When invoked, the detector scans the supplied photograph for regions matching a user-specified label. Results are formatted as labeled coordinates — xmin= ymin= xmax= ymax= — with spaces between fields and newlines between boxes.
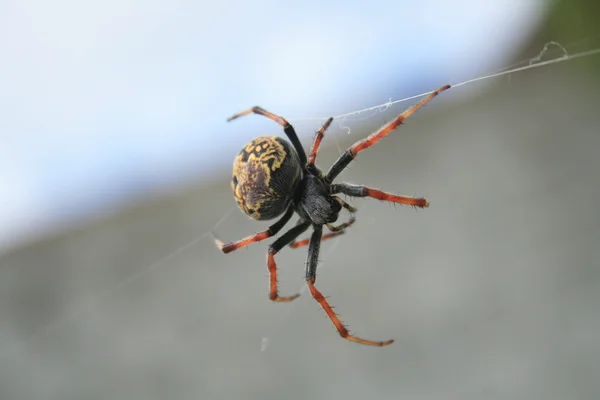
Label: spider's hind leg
xmin=304 ymin=225 xmax=394 ymax=347
xmin=331 ymin=183 xmax=429 ymax=208
xmin=268 ymin=221 xmax=311 ymax=301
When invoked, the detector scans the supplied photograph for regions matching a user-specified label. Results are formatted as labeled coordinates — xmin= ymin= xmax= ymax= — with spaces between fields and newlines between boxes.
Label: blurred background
xmin=1 ymin=0 xmax=599 ymax=399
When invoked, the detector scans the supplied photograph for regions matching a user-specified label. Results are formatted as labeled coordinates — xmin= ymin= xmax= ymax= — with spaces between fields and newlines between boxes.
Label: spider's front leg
xmin=305 ymin=225 xmax=394 ymax=347
xmin=325 ymin=85 xmax=450 ymax=182
xmin=213 ymin=206 xmax=294 ymax=253
xmin=307 ymin=117 xmax=333 ymax=168
xmin=227 ymin=106 xmax=307 ymax=166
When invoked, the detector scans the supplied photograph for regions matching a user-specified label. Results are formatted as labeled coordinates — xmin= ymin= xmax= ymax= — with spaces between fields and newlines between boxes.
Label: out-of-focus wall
xmin=1 ymin=59 xmax=599 ymax=399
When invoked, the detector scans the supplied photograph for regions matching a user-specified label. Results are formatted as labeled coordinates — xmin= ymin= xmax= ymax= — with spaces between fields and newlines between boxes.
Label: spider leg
xmin=267 ymin=221 xmax=311 ymax=302
xmin=327 ymin=216 xmax=356 ymax=232
xmin=307 ymin=117 xmax=333 ymax=168
xmin=290 ymin=231 xmax=343 ymax=249
xmin=325 ymin=85 xmax=450 ymax=182
xmin=331 ymin=183 xmax=429 ymax=208
xmin=213 ymin=205 xmax=294 ymax=253
xmin=227 ymin=106 xmax=307 ymax=165
xmin=332 ymin=195 xmax=357 ymax=213
xmin=305 ymin=225 xmax=394 ymax=347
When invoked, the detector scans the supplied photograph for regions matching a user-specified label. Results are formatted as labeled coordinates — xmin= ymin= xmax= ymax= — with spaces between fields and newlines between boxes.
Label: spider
xmin=214 ymin=84 xmax=451 ymax=347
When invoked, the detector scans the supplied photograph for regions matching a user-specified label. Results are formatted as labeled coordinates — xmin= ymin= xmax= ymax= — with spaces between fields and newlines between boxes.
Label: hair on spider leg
xmin=217 ymin=85 xmax=449 ymax=347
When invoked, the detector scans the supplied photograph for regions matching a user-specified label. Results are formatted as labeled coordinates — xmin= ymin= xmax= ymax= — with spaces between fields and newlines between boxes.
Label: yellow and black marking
xmin=232 ymin=136 xmax=301 ymax=220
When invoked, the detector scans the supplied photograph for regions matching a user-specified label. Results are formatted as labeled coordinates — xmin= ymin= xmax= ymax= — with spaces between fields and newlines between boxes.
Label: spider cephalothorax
xmin=214 ymin=85 xmax=450 ymax=347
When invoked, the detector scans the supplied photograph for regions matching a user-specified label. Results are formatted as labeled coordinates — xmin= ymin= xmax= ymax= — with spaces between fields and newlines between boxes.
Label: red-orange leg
xmin=213 ymin=206 xmax=294 ymax=253
xmin=227 ymin=106 xmax=307 ymax=165
xmin=331 ymin=183 xmax=429 ymax=208
xmin=307 ymin=117 xmax=333 ymax=167
xmin=267 ymin=251 xmax=300 ymax=302
xmin=305 ymin=226 xmax=393 ymax=347
xmin=227 ymin=106 xmax=287 ymax=126
xmin=349 ymin=85 xmax=450 ymax=155
xmin=290 ymin=231 xmax=344 ymax=249
xmin=306 ymin=279 xmax=394 ymax=347
xmin=214 ymin=231 xmax=270 ymax=254
xmin=266 ymin=221 xmax=310 ymax=302
xmin=326 ymin=85 xmax=451 ymax=182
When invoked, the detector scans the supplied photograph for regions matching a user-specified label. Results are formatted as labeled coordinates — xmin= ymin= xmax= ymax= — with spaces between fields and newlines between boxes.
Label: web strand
xmin=293 ymin=45 xmax=600 ymax=123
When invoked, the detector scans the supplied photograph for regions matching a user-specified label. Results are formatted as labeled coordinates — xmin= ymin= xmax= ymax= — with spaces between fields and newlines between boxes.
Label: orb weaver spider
xmin=214 ymin=84 xmax=451 ymax=346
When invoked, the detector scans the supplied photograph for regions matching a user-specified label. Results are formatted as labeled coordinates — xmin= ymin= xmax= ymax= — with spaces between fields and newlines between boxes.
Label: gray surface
xmin=1 ymin=64 xmax=599 ymax=399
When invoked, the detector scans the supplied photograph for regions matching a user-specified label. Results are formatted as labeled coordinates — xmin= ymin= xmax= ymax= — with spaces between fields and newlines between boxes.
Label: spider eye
xmin=232 ymin=136 xmax=301 ymax=220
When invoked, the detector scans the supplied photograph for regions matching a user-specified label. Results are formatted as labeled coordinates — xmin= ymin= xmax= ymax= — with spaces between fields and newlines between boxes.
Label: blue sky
xmin=0 ymin=0 xmax=547 ymax=250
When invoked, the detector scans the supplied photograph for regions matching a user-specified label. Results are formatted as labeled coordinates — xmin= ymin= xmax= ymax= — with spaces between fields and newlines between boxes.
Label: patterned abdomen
xmin=232 ymin=136 xmax=302 ymax=220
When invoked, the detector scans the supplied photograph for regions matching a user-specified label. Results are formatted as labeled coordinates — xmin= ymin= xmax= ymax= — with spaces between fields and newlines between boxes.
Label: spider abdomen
xmin=232 ymin=136 xmax=301 ymax=220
